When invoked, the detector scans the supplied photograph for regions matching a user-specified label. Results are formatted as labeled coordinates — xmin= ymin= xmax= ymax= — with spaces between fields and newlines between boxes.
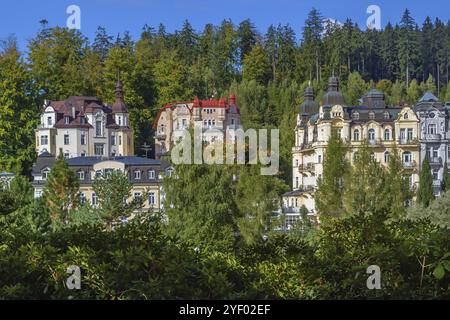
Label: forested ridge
xmin=0 ymin=8 xmax=449 ymax=300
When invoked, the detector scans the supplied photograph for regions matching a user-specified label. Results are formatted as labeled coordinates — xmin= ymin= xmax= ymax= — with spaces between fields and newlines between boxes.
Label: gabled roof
xmin=420 ymin=91 xmax=439 ymax=103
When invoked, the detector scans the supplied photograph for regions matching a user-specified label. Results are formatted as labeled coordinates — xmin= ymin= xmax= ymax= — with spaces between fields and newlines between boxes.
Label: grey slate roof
xmin=420 ymin=91 xmax=439 ymax=103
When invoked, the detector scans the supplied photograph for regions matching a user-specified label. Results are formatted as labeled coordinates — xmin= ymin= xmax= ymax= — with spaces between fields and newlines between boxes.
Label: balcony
xmin=429 ymin=157 xmax=442 ymax=165
xmin=424 ymin=134 xmax=442 ymax=141
xmin=368 ymin=139 xmax=382 ymax=146
xmin=155 ymin=131 xmax=167 ymax=140
xmin=432 ymin=180 xmax=442 ymax=187
xmin=402 ymin=160 xmax=417 ymax=169
xmin=299 ymin=163 xmax=316 ymax=172
xmin=399 ymin=138 xmax=418 ymax=145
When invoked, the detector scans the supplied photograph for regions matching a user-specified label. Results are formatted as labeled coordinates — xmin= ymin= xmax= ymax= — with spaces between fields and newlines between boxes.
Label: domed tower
xmin=322 ymin=75 xmax=345 ymax=106
xmin=362 ymin=85 xmax=386 ymax=108
xmin=111 ymin=75 xmax=134 ymax=156
xmin=299 ymin=84 xmax=319 ymax=124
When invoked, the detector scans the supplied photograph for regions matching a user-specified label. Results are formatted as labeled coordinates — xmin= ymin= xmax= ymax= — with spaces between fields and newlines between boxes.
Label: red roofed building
xmin=154 ymin=94 xmax=242 ymax=158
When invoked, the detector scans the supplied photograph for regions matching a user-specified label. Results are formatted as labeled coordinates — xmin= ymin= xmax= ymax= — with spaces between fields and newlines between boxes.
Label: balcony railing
xmin=155 ymin=131 xmax=167 ymax=139
xmin=403 ymin=160 xmax=417 ymax=169
xmin=432 ymin=180 xmax=442 ymax=187
xmin=424 ymin=134 xmax=442 ymax=140
xmin=298 ymin=163 xmax=316 ymax=172
xmin=399 ymin=138 xmax=418 ymax=145
xmin=429 ymin=157 xmax=442 ymax=165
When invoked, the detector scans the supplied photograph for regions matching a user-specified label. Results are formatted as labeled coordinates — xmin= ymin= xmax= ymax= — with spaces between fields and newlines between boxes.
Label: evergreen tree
xmin=343 ymin=143 xmax=388 ymax=218
xmin=315 ymin=133 xmax=348 ymax=220
xmin=417 ymin=158 xmax=434 ymax=207
xmin=42 ymin=151 xmax=79 ymax=224
xmin=237 ymin=19 xmax=258 ymax=64
xmin=92 ymin=170 xmax=141 ymax=229
xmin=242 ymin=44 xmax=271 ymax=85
xmin=0 ymin=39 xmax=38 ymax=175
xmin=302 ymin=8 xmax=324 ymax=82
xmin=92 ymin=26 xmax=113 ymax=61
xmin=442 ymin=161 xmax=450 ymax=192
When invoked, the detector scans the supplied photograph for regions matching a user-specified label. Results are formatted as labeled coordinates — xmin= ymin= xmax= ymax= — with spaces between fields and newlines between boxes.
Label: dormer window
xmin=64 ymin=116 xmax=70 ymax=125
xmin=118 ymin=116 xmax=122 ymax=126
xmin=369 ymin=112 xmax=375 ymax=120
xmin=47 ymin=117 xmax=53 ymax=126
xmin=80 ymin=116 xmax=86 ymax=124
xmin=134 ymin=170 xmax=141 ymax=180
xmin=352 ymin=112 xmax=359 ymax=120
xmin=42 ymin=168 xmax=50 ymax=180
xmin=384 ymin=111 xmax=390 ymax=120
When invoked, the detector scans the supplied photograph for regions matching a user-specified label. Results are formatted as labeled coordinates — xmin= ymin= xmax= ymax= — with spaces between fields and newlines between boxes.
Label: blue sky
xmin=1 ymin=0 xmax=450 ymax=52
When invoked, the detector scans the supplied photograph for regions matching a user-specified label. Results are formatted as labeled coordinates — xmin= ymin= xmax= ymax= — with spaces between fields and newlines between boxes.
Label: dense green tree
xmin=42 ymin=151 xmax=79 ymax=225
xmin=0 ymin=40 xmax=38 ymax=175
xmin=92 ymin=170 xmax=142 ymax=229
xmin=242 ymin=44 xmax=271 ymax=85
xmin=315 ymin=133 xmax=348 ymax=220
xmin=417 ymin=158 xmax=434 ymax=207
xmin=345 ymin=71 xmax=367 ymax=105
xmin=343 ymin=143 xmax=388 ymax=218
xmin=237 ymin=19 xmax=259 ymax=64
xmin=442 ymin=161 xmax=450 ymax=192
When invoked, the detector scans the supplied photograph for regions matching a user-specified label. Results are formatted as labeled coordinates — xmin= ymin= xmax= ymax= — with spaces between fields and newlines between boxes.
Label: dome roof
xmin=322 ymin=76 xmax=345 ymax=106
xmin=362 ymin=86 xmax=385 ymax=108
xmin=300 ymin=86 xmax=319 ymax=115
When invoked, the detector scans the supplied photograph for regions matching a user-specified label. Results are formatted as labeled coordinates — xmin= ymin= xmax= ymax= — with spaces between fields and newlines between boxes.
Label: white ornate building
xmin=35 ymin=80 xmax=134 ymax=159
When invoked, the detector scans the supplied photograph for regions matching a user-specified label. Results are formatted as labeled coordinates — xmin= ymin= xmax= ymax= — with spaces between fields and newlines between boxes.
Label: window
xmin=384 ymin=112 xmax=390 ymax=120
xmin=231 ymin=119 xmax=235 ymax=125
xmin=104 ymin=168 xmax=114 ymax=177
xmin=369 ymin=112 xmax=375 ymax=120
xmin=77 ymin=171 xmax=85 ymax=181
xmin=295 ymin=177 xmax=299 ymax=189
xmin=64 ymin=134 xmax=70 ymax=145
xmin=384 ymin=129 xmax=391 ymax=141
xmin=42 ymin=168 xmax=50 ymax=180
xmin=80 ymin=117 xmax=86 ymax=124
xmin=148 ymin=170 xmax=155 ymax=180
xmin=295 ymin=159 xmax=298 ymax=167
xmin=370 ymin=152 xmax=375 ymax=161
xmin=118 ymin=116 xmax=122 ymax=126
xmin=318 ymin=155 xmax=322 ymax=164
xmin=111 ymin=135 xmax=116 ymax=146
xmin=119 ymin=136 xmax=122 ymax=146
xmin=64 ymin=116 xmax=70 ymax=124
xmin=400 ymin=128 xmax=406 ymax=140
xmin=407 ymin=128 xmax=413 ymax=141
xmin=95 ymin=170 xmax=102 ymax=178
xmin=134 ymin=192 xmax=142 ymax=201
xmin=78 ymin=193 xmax=86 ymax=206
xmin=91 ymin=193 xmax=98 ymax=206
xmin=47 ymin=117 xmax=52 ymax=126
xmin=336 ymin=129 xmax=342 ymax=139
xmin=94 ymin=144 xmax=104 ymax=156
xmin=81 ymin=133 xmax=86 ymax=145
xmin=368 ymin=129 xmax=375 ymax=141
xmin=64 ymin=153 xmax=69 ymax=159
xmin=148 ymin=192 xmax=156 ymax=205
xmin=384 ymin=151 xmax=390 ymax=163
xmin=403 ymin=151 xmax=412 ymax=164
xmin=41 ymin=135 xmax=48 ymax=145
xmin=134 ymin=170 xmax=141 ymax=180
xmin=81 ymin=152 xmax=86 ymax=157
xmin=182 ymin=119 xmax=187 ymax=128
xmin=96 ymin=120 xmax=102 ymax=137
xmin=404 ymin=113 xmax=409 ymax=120
xmin=353 ymin=129 xmax=360 ymax=141
xmin=352 ymin=112 xmax=359 ymax=120
xmin=433 ymin=169 xmax=439 ymax=180
xmin=428 ymin=124 xmax=437 ymax=135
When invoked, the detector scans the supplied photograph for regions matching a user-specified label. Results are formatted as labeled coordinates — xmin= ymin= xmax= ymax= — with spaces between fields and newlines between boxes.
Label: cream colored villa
xmin=282 ymin=76 xmax=420 ymax=227
xmin=32 ymin=153 xmax=169 ymax=213
xmin=35 ymin=79 xmax=134 ymax=159
xmin=153 ymin=94 xmax=242 ymax=158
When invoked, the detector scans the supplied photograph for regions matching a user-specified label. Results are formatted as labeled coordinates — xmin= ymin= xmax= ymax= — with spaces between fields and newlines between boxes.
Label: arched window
xmin=353 ymin=129 xmax=360 ymax=141
xmin=384 ymin=151 xmax=390 ymax=163
xmin=384 ymin=128 xmax=391 ymax=140
xmin=42 ymin=168 xmax=50 ymax=180
xmin=368 ymin=128 xmax=376 ymax=141
xmin=402 ymin=151 xmax=412 ymax=164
